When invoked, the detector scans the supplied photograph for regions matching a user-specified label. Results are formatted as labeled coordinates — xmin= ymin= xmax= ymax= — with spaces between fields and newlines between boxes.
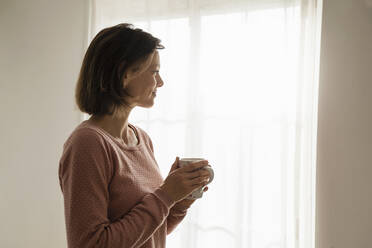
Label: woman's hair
xmin=75 ymin=23 xmax=164 ymax=116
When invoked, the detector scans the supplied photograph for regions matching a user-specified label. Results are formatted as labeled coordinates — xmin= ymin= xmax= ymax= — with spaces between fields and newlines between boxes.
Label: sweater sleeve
xmin=166 ymin=207 xmax=188 ymax=235
xmin=58 ymin=130 xmax=176 ymax=248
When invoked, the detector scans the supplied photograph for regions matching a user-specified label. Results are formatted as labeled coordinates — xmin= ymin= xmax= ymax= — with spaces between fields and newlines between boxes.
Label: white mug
xmin=179 ymin=158 xmax=214 ymax=199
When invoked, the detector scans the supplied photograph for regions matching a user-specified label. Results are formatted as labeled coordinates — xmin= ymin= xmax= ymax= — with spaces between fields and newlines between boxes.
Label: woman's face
xmin=123 ymin=50 xmax=163 ymax=108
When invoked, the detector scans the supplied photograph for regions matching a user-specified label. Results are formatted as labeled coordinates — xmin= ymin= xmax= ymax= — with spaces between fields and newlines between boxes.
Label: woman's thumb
xmin=169 ymin=156 xmax=179 ymax=173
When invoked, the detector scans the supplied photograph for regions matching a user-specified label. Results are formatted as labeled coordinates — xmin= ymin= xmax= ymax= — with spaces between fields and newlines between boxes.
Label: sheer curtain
xmin=83 ymin=0 xmax=322 ymax=247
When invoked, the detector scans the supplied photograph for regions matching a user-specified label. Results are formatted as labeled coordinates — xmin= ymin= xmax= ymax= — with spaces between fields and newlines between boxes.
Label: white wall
xmin=315 ymin=0 xmax=372 ymax=247
xmin=0 ymin=0 xmax=87 ymax=247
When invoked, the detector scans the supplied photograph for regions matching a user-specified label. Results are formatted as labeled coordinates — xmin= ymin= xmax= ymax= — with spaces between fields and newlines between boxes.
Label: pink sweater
xmin=58 ymin=120 xmax=187 ymax=248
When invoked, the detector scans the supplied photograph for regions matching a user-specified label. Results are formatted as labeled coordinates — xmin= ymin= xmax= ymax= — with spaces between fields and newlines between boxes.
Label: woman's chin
xmin=138 ymin=100 xmax=155 ymax=108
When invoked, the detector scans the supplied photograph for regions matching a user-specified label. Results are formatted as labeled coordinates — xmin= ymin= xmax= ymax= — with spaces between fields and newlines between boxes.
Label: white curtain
xmin=83 ymin=0 xmax=322 ymax=247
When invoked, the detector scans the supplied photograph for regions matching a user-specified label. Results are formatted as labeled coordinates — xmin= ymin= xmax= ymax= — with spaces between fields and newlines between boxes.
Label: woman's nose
xmin=157 ymin=75 xmax=164 ymax=87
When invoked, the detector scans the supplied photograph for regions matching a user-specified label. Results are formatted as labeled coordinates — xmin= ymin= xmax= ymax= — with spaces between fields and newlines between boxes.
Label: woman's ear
xmin=122 ymin=69 xmax=137 ymax=88
xmin=118 ymin=60 xmax=127 ymax=81
xmin=122 ymin=73 xmax=129 ymax=88
xmin=124 ymin=69 xmax=135 ymax=82
xmin=122 ymin=52 xmax=155 ymax=83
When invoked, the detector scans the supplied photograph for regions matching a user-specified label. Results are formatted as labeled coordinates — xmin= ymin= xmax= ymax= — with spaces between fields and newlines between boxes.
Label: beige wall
xmin=0 ymin=0 xmax=87 ymax=247
xmin=316 ymin=0 xmax=372 ymax=247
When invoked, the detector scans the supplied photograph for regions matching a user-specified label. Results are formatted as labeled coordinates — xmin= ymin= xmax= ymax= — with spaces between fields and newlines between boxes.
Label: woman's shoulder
xmin=63 ymin=121 xmax=110 ymax=151
xmin=59 ymin=122 xmax=113 ymax=181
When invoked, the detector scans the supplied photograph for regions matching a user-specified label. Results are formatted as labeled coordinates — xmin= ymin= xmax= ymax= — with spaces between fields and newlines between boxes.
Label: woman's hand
xmin=168 ymin=156 xmax=181 ymax=173
xmin=172 ymin=186 xmax=209 ymax=211
xmin=167 ymin=157 xmax=210 ymax=211
xmin=168 ymin=157 xmax=210 ymax=204
xmin=160 ymin=157 xmax=211 ymax=203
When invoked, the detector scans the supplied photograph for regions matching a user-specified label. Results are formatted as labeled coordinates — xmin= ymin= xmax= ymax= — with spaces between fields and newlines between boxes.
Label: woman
xmin=58 ymin=23 xmax=211 ymax=248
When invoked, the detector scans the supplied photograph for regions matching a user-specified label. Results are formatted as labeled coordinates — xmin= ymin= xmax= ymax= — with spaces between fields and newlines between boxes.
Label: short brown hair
xmin=75 ymin=23 xmax=164 ymax=116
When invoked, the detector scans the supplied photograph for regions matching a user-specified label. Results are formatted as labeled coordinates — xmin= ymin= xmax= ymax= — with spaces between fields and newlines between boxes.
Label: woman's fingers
xmin=188 ymin=175 xmax=210 ymax=186
xmin=185 ymin=168 xmax=211 ymax=179
xmin=179 ymin=160 xmax=209 ymax=173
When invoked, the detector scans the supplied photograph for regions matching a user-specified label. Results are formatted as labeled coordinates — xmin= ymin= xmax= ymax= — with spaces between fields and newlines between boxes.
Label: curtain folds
xmin=83 ymin=0 xmax=322 ymax=247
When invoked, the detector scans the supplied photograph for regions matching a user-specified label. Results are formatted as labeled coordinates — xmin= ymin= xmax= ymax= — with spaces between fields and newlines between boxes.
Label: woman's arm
xmin=59 ymin=130 xmax=175 ymax=248
xmin=166 ymin=207 xmax=188 ymax=235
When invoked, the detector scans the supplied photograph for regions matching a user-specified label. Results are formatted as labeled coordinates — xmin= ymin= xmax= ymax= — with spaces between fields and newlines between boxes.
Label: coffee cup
xmin=179 ymin=158 xmax=214 ymax=199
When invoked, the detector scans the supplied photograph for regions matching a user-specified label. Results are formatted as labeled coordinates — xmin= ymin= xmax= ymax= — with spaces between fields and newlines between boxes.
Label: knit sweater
xmin=58 ymin=120 xmax=187 ymax=248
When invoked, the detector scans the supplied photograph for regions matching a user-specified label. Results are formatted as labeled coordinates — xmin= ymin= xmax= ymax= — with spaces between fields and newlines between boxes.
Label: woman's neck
xmin=88 ymin=112 xmax=136 ymax=145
